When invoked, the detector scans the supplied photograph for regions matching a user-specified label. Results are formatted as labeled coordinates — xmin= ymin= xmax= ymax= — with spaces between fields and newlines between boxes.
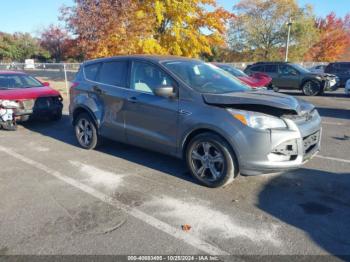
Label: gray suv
xmin=70 ymin=56 xmax=321 ymax=188
xmin=245 ymin=62 xmax=338 ymax=96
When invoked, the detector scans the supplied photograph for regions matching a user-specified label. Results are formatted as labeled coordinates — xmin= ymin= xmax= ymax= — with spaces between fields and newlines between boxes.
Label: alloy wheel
xmin=189 ymin=141 xmax=225 ymax=182
xmin=76 ymin=118 xmax=93 ymax=147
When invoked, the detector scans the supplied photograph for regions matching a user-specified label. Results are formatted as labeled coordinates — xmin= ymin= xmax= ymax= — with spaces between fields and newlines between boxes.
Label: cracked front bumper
xmin=236 ymin=113 xmax=322 ymax=176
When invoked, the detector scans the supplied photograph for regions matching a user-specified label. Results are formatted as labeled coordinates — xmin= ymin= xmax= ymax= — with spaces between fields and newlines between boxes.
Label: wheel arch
xmin=72 ymin=105 xmax=99 ymax=128
xmin=300 ymin=77 xmax=323 ymax=90
xmin=181 ymin=127 xmax=238 ymax=161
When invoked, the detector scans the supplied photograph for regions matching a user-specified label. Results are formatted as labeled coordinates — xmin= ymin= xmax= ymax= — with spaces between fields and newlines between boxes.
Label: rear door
xmin=124 ymin=60 xmax=179 ymax=155
xmin=93 ymin=59 xmax=130 ymax=142
xmin=263 ymin=64 xmax=279 ymax=85
xmin=276 ymin=64 xmax=300 ymax=89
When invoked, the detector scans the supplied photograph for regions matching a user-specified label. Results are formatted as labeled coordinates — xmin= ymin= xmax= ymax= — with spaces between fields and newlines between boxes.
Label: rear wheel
xmin=302 ymin=80 xmax=322 ymax=96
xmin=74 ymin=113 xmax=99 ymax=150
xmin=186 ymin=133 xmax=238 ymax=188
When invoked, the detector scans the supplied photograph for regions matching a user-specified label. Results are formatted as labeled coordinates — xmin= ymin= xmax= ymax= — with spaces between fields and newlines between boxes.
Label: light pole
xmin=285 ymin=18 xmax=293 ymax=62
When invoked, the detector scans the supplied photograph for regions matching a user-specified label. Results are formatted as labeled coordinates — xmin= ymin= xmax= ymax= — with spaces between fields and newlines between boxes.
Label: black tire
xmin=74 ymin=113 xmax=99 ymax=150
xmin=186 ymin=132 xmax=238 ymax=188
xmin=50 ymin=110 xmax=62 ymax=121
xmin=302 ymin=80 xmax=323 ymax=96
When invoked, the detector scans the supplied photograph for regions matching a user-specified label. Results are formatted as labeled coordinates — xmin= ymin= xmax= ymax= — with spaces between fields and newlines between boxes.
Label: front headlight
xmin=227 ymin=109 xmax=287 ymax=130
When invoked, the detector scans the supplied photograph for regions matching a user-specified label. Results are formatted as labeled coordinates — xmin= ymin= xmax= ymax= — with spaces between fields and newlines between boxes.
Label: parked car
xmin=324 ymin=62 xmax=350 ymax=87
xmin=308 ymin=64 xmax=327 ymax=74
xmin=245 ymin=62 xmax=339 ymax=96
xmin=212 ymin=63 xmax=272 ymax=88
xmin=345 ymin=79 xmax=350 ymax=96
xmin=0 ymin=71 xmax=63 ymax=121
xmin=70 ymin=56 xmax=321 ymax=188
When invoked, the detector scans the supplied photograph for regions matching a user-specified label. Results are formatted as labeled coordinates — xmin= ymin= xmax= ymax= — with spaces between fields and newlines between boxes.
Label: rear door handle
xmin=127 ymin=96 xmax=138 ymax=103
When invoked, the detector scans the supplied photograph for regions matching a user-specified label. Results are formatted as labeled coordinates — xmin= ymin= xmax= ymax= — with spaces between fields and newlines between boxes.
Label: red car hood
xmin=238 ymin=74 xmax=272 ymax=88
xmin=0 ymin=86 xmax=60 ymax=100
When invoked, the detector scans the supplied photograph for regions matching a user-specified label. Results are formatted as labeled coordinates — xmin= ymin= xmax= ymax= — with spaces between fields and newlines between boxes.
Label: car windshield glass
xmin=163 ymin=61 xmax=250 ymax=94
xmin=0 ymin=74 xmax=43 ymax=89
xmin=220 ymin=65 xmax=247 ymax=77
xmin=291 ymin=64 xmax=310 ymax=74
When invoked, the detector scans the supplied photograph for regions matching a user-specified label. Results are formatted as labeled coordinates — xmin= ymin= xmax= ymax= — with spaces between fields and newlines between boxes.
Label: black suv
xmin=245 ymin=62 xmax=338 ymax=96
xmin=324 ymin=62 xmax=350 ymax=87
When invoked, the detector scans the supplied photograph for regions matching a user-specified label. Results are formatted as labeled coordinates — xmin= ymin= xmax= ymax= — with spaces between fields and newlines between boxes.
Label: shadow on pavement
xmin=258 ymin=168 xmax=350 ymax=257
xmin=317 ymin=107 xmax=350 ymax=120
xmin=22 ymin=114 xmax=196 ymax=184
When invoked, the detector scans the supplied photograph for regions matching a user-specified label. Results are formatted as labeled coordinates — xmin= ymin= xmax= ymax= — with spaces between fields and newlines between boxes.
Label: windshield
xmin=291 ymin=64 xmax=310 ymax=74
xmin=0 ymin=74 xmax=43 ymax=90
xmin=163 ymin=61 xmax=250 ymax=94
xmin=218 ymin=64 xmax=247 ymax=77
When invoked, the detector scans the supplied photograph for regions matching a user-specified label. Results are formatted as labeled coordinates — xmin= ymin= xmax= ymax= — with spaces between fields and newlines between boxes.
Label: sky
xmin=0 ymin=0 xmax=348 ymax=35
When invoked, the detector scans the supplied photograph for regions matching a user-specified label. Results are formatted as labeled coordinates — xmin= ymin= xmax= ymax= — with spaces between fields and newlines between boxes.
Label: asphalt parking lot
xmin=0 ymin=90 xmax=349 ymax=259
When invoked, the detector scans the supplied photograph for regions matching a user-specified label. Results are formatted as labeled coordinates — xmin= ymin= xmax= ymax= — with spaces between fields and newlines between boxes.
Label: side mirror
xmin=42 ymin=82 xmax=50 ymax=87
xmin=154 ymin=86 xmax=175 ymax=98
xmin=291 ymin=71 xmax=298 ymax=76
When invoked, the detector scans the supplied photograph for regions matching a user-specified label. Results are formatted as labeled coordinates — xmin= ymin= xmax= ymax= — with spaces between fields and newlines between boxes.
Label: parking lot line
xmin=321 ymin=121 xmax=346 ymax=126
xmin=316 ymin=155 xmax=350 ymax=164
xmin=0 ymin=145 xmax=229 ymax=256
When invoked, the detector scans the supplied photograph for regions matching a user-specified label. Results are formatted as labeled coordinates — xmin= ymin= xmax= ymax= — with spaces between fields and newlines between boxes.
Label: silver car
xmin=69 ymin=56 xmax=321 ymax=188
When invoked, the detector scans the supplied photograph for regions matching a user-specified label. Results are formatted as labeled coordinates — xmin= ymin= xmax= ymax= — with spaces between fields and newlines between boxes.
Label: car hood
xmin=0 ymin=86 xmax=60 ymax=100
xmin=306 ymin=72 xmax=336 ymax=79
xmin=202 ymin=90 xmax=314 ymax=115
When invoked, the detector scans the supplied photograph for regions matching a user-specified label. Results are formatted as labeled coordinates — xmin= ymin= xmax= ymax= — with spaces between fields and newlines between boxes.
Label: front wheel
xmin=186 ymin=133 xmax=238 ymax=188
xmin=74 ymin=113 xmax=99 ymax=150
xmin=302 ymin=80 xmax=323 ymax=96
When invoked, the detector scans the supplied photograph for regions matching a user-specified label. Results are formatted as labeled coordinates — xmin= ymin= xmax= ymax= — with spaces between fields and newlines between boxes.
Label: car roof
xmin=0 ymin=70 xmax=26 ymax=75
xmin=83 ymin=55 xmax=200 ymax=66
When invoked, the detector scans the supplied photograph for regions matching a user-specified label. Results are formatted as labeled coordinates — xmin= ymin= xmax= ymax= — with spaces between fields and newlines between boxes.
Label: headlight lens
xmin=227 ymin=109 xmax=287 ymax=130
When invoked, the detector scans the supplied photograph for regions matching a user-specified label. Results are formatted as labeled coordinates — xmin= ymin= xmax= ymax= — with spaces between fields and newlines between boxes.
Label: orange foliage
xmin=305 ymin=13 xmax=350 ymax=62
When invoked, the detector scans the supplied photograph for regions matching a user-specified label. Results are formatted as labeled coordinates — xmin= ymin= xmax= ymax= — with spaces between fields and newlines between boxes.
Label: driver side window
xmin=279 ymin=65 xmax=298 ymax=75
xmin=131 ymin=61 xmax=174 ymax=95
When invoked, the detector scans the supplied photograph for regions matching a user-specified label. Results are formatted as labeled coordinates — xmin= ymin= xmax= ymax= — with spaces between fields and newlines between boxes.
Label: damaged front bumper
xmin=15 ymin=96 xmax=63 ymax=120
xmin=236 ymin=111 xmax=322 ymax=175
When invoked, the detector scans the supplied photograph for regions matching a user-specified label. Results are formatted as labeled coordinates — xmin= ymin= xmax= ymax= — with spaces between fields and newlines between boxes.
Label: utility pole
xmin=285 ymin=18 xmax=293 ymax=62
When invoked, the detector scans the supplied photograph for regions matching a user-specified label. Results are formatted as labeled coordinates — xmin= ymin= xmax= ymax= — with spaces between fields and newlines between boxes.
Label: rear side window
xmin=250 ymin=65 xmax=264 ymax=72
xmin=339 ymin=63 xmax=350 ymax=72
xmin=97 ymin=61 xmax=128 ymax=87
xmin=84 ymin=63 xmax=101 ymax=81
xmin=265 ymin=64 xmax=278 ymax=73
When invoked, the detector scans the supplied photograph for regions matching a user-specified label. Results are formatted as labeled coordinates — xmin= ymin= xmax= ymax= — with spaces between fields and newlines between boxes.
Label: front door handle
xmin=127 ymin=97 xmax=138 ymax=103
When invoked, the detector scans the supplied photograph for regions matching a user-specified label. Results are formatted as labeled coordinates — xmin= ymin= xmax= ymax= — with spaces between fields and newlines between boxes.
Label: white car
xmin=345 ymin=79 xmax=350 ymax=96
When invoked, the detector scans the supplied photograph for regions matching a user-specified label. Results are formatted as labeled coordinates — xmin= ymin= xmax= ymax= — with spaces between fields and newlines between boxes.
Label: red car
xmin=0 ymin=71 xmax=63 ymax=121
xmin=213 ymin=63 xmax=272 ymax=88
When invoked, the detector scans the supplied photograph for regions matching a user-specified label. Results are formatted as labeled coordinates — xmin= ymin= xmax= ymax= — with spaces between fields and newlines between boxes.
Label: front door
xmin=124 ymin=60 xmax=179 ymax=155
xmin=276 ymin=64 xmax=300 ymax=89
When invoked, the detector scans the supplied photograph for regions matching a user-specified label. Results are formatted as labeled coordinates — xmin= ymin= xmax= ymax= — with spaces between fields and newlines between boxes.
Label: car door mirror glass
xmin=154 ymin=86 xmax=175 ymax=98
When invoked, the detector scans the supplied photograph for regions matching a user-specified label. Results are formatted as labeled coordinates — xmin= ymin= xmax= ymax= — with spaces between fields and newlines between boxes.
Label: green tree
xmin=0 ymin=32 xmax=49 ymax=62
xmin=227 ymin=0 xmax=319 ymax=61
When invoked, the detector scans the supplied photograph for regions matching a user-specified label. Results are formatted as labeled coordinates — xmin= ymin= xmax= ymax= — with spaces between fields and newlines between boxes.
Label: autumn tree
xmin=40 ymin=25 xmax=77 ymax=62
xmin=61 ymin=0 xmax=233 ymax=58
xmin=227 ymin=0 xmax=319 ymax=61
xmin=305 ymin=13 xmax=350 ymax=61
